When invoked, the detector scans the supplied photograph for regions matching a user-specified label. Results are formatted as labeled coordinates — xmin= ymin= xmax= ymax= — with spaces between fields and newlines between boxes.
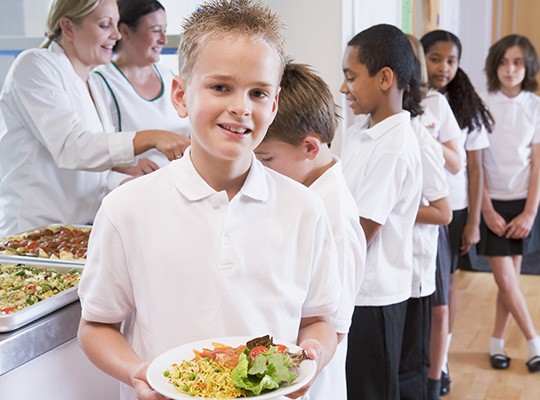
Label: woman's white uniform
xmin=0 ymin=42 xmax=136 ymax=236
xmin=93 ymin=62 xmax=190 ymax=188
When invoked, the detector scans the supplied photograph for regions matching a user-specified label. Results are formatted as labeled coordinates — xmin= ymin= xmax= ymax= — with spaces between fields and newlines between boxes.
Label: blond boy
xmin=78 ymin=2 xmax=340 ymax=399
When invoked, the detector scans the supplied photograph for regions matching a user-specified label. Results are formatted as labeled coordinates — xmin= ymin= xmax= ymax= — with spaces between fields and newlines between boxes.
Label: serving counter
xmin=0 ymin=301 xmax=118 ymax=399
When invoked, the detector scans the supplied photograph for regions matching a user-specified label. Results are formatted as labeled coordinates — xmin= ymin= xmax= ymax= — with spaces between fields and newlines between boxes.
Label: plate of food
xmin=146 ymin=335 xmax=316 ymax=399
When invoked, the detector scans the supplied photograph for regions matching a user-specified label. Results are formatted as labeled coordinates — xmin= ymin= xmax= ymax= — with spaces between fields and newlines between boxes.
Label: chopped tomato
xmin=276 ymin=344 xmax=287 ymax=353
xmin=249 ymin=345 xmax=268 ymax=360
xmin=1 ymin=306 xmax=17 ymax=314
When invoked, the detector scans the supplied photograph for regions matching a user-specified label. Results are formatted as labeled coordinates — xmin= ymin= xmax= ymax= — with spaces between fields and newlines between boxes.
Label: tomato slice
xmin=276 ymin=344 xmax=287 ymax=353
xmin=249 ymin=345 xmax=268 ymax=360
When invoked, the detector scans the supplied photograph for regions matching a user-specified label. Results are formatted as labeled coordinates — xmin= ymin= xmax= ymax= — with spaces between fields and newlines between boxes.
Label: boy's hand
xmin=285 ymin=338 xmax=323 ymax=399
xmin=130 ymin=362 xmax=171 ymax=400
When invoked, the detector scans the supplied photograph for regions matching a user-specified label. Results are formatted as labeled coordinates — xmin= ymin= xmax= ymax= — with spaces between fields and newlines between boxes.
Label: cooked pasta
xmin=164 ymin=358 xmax=245 ymax=398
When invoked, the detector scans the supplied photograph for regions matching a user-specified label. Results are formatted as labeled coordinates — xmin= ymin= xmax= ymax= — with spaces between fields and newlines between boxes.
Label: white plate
xmin=146 ymin=336 xmax=316 ymax=399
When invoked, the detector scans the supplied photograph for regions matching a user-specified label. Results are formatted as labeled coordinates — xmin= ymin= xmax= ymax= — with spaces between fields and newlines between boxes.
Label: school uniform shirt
xmin=78 ymin=149 xmax=341 ymax=400
xmin=93 ymin=62 xmax=190 ymax=188
xmin=341 ymin=111 xmax=422 ymax=306
xmin=305 ymin=157 xmax=366 ymax=400
xmin=420 ymin=89 xmax=462 ymax=145
xmin=483 ymin=90 xmax=540 ymax=200
xmin=411 ymin=118 xmax=449 ymax=298
xmin=0 ymin=41 xmax=135 ymax=236
xmin=432 ymin=91 xmax=490 ymax=210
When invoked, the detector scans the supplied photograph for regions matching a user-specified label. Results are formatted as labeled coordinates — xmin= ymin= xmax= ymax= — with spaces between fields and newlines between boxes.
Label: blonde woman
xmin=0 ymin=0 xmax=188 ymax=236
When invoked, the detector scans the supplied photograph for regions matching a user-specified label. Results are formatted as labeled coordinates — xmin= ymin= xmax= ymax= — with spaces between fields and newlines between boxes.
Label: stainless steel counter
xmin=0 ymin=300 xmax=81 ymax=376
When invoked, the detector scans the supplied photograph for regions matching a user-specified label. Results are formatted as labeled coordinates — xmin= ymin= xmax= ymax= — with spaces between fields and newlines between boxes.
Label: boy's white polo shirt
xmin=79 ymin=149 xmax=340 ymax=400
xmin=341 ymin=111 xmax=422 ymax=306
xmin=306 ymin=157 xmax=366 ymax=400
xmin=411 ymin=118 xmax=449 ymax=298
xmin=483 ymin=90 xmax=540 ymax=200
xmin=309 ymin=157 xmax=366 ymax=333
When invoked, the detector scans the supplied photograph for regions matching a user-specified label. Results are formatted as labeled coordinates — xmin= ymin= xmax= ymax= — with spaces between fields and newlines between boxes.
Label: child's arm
xmin=440 ymin=139 xmax=461 ymax=175
xmin=78 ymin=319 xmax=168 ymax=400
xmin=506 ymin=143 xmax=540 ymax=239
xmin=481 ymin=151 xmax=507 ymax=237
xmin=286 ymin=316 xmax=338 ymax=399
xmin=360 ymin=217 xmax=382 ymax=246
xmin=416 ymin=197 xmax=452 ymax=225
xmin=461 ymin=149 xmax=484 ymax=254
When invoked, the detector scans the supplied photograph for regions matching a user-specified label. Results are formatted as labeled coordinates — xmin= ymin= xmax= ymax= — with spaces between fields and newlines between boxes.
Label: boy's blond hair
xmin=178 ymin=0 xmax=286 ymax=81
xmin=265 ymin=62 xmax=340 ymax=146
xmin=406 ymin=34 xmax=429 ymax=98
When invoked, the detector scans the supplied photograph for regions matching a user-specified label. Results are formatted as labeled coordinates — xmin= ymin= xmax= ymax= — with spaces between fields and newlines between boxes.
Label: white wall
xmin=0 ymin=0 xmax=493 ymax=147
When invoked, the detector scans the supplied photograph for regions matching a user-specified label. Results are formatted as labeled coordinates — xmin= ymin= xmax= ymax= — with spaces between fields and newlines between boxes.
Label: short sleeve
xmin=355 ymin=153 xmax=409 ymax=225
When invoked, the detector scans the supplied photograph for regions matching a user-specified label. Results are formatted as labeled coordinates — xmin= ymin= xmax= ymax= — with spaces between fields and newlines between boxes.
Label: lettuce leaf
xmin=231 ymin=347 xmax=297 ymax=396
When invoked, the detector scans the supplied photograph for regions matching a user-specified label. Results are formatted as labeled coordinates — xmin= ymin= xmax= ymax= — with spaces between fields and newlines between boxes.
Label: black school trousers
xmin=346 ymin=300 xmax=408 ymax=400
xmin=398 ymin=296 xmax=431 ymax=400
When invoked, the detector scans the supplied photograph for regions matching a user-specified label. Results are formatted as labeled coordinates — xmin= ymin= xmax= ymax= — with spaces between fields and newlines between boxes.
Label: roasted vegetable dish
xmin=0 ymin=225 xmax=91 ymax=261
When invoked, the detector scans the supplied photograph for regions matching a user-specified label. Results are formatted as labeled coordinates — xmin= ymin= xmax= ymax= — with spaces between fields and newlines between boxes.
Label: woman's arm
xmin=133 ymin=131 xmax=190 ymax=161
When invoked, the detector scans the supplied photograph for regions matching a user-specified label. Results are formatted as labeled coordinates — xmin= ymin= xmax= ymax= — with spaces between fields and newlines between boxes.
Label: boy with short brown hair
xmin=255 ymin=62 xmax=366 ymax=399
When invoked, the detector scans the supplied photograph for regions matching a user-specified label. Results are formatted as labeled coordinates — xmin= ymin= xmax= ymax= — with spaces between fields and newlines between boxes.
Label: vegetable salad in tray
xmin=0 ymin=224 xmax=91 ymax=265
xmin=147 ymin=335 xmax=315 ymax=399
xmin=0 ymin=262 xmax=82 ymax=332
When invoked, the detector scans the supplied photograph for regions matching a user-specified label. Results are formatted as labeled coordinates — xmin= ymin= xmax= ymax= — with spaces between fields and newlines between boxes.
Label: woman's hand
xmin=506 ymin=211 xmax=535 ymax=239
xmin=151 ymin=133 xmax=191 ymax=161
xmin=482 ymin=209 xmax=507 ymax=237
xmin=130 ymin=362 xmax=171 ymax=400
xmin=113 ymin=158 xmax=159 ymax=177
xmin=134 ymin=131 xmax=191 ymax=161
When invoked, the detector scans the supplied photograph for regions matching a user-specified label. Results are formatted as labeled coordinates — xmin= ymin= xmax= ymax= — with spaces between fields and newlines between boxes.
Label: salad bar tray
xmin=0 ymin=260 xmax=82 ymax=332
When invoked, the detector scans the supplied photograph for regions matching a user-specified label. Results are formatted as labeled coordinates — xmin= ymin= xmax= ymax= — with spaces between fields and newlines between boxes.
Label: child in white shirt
xmin=340 ymin=24 xmax=422 ymax=399
xmin=77 ymin=2 xmax=341 ymax=399
xmin=255 ymin=62 xmax=367 ymax=400
xmin=480 ymin=33 xmax=540 ymax=374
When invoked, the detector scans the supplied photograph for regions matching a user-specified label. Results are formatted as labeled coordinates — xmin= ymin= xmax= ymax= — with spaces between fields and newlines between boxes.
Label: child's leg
xmin=399 ymin=297 xmax=430 ymax=400
xmin=489 ymin=255 xmax=537 ymax=340
xmin=428 ymin=304 xmax=448 ymax=381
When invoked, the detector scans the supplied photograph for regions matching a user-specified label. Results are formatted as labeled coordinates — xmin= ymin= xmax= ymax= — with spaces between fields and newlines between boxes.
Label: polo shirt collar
xmin=492 ymin=90 xmax=528 ymax=104
xmin=310 ymin=156 xmax=343 ymax=196
xmin=170 ymin=147 xmax=268 ymax=202
xmin=355 ymin=111 xmax=411 ymax=142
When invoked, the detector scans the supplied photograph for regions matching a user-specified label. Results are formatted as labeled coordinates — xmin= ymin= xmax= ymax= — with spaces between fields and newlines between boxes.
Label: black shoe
xmin=526 ymin=356 xmax=540 ymax=372
xmin=440 ymin=371 xmax=451 ymax=396
xmin=490 ymin=354 xmax=510 ymax=369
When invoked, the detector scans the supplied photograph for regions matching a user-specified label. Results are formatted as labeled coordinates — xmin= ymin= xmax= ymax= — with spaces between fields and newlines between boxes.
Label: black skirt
xmin=477 ymin=199 xmax=540 ymax=256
